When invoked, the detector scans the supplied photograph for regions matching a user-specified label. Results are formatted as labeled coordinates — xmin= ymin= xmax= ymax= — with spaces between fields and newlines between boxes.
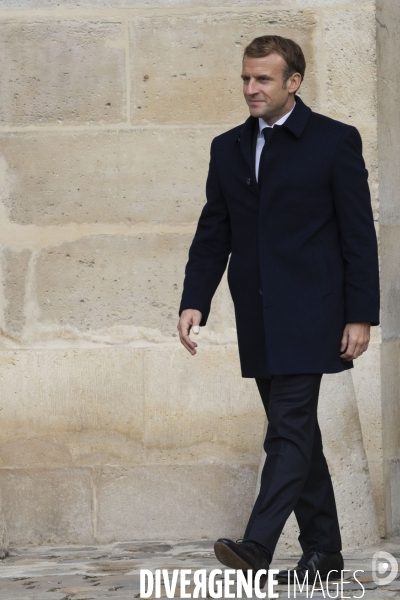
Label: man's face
xmin=241 ymin=53 xmax=299 ymax=122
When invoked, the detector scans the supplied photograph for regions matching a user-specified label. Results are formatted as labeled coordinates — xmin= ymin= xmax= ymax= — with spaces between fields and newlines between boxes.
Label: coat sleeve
xmin=331 ymin=126 xmax=380 ymax=326
xmin=178 ymin=138 xmax=232 ymax=326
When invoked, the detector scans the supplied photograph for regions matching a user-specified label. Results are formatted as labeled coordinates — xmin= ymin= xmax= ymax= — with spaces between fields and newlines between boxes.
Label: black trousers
xmin=244 ymin=374 xmax=342 ymax=559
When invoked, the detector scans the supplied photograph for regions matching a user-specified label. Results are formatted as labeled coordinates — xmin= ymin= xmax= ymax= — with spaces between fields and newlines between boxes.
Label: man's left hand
xmin=340 ymin=322 xmax=371 ymax=361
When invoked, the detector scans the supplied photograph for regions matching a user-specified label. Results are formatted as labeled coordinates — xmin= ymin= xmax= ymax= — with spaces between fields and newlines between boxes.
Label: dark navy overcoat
xmin=178 ymin=96 xmax=380 ymax=378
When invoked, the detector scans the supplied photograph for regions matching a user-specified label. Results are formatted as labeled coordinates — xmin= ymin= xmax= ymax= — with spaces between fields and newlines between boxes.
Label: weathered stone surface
xmin=130 ymin=11 xmax=318 ymax=124
xmin=0 ymin=491 xmax=8 ymax=558
xmin=351 ymin=342 xmax=385 ymax=534
xmin=96 ymin=463 xmax=258 ymax=542
xmin=380 ymin=225 xmax=400 ymax=340
xmin=381 ymin=340 xmax=400 ymax=463
xmin=34 ymin=235 xmax=235 ymax=337
xmin=35 ymin=235 xmax=188 ymax=334
xmin=325 ymin=9 xmax=376 ymax=123
xmin=376 ymin=0 xmax=400 ymax=538
xmin=0 ymin=467 xmax=94 ymax=544
xmin=391 ymin=457 xmax=400 ymax=535
xmin=380 ymin=339 xmax=400 ymax=537
xmin=319 ymin=372 xmax=380 ymax=548
xmin=0 ymin=247 xmax=30 ymax=337
xmin=0 ymin=128 xmax=222 ymax=226
xmin=352 ymin=343 xmax=382 ymax=464
xmin=143 ymin=344 xmax=264 ymax=464
xmin=0 ymin=348 xmax=144 ymax=468
xmin=377 ymin=0 xmax=400 ymax=225
xmin=0 ymin=342 xmax=262 ymax=468
xmin=0 ymin=21 xmax=126 ymax=126
xmin=0 ymin=0 xmax=295 ymax=6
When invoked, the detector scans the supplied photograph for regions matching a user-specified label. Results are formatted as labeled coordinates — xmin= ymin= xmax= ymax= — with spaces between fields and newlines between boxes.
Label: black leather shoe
xmin=214 ymin=538 xmax=270 ymax=588
xmin=277 ymin=549 xmax=344 ymax=584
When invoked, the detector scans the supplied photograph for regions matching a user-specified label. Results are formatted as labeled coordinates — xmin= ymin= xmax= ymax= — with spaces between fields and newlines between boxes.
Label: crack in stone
xmin=376 ymin=16 xmax=389 ymax=33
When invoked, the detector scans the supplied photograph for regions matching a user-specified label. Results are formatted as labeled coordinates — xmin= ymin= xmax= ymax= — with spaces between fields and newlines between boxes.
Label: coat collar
xmin=282 ymin=95 xmax=312 ymax=138
xmin=236 ymin=95 xmax=312 ymax=174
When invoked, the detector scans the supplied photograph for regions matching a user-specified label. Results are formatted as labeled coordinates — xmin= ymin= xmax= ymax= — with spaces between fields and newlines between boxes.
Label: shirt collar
xmin=258 ymin=100 xmax=296 ymax=135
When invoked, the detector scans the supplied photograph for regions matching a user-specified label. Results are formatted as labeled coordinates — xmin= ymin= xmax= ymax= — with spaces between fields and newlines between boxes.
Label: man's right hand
xmin=177 ymin=309 xmax=202 ymax=355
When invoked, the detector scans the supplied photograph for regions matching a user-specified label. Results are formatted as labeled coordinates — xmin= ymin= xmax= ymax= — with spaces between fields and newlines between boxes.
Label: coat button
xmin=259 ymin=287 xmax=262 ymax=295
xmin=246 ymin=177 xmax=251 ymax=185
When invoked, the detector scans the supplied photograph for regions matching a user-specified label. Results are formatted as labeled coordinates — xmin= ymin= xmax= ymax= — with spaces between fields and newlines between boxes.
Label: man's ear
xmin=289 ymin=73 xmax=302 ymax=94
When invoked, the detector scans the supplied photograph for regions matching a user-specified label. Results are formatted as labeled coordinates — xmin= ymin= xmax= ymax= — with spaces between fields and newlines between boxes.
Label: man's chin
xmin=248 ymin=107 xmax=266 ymax=119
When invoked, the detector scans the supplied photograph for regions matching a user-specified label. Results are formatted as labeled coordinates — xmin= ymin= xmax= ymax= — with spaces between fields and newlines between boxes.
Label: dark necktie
xmin=258 ymin=127 xmax=274 ymax=189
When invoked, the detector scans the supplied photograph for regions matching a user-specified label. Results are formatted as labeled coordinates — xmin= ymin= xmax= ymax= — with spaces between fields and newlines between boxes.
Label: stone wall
xmin=0 ymin=0 xmax=397 ymax=548
xmin=376 ymin=0 xmax=400 ymax=537
xmin=0 ymin=491 xmax=8 ymax=558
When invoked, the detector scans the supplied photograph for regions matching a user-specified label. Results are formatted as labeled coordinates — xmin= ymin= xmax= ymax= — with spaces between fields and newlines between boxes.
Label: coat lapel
xmin=281 ymin=95 xmax=312 ymax=138
xmin=236 ymin=96 xmax=312 ymax=177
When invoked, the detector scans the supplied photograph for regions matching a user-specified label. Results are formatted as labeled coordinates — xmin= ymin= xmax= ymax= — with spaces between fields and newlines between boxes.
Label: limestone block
xmin=377 ymin=0 xmax=400 ymax=225
xmin=324 ymin=9 xmax=376 ymax=123
xmin=0 ymin=128 xmax=221 ymax=226
xmin=380 ymin=340 xmax=400 ymax=466
xmin=380 ymin=225 xmax=400 ymax=339
xmin=351 ymin=342 xmax=385 ymax=534
xmin=34 ymin=234 xmax=235 ymax=338
xmin=0 ymin=21 xmax=126 ymax=126
xmin=0 ymin=0 xmax=295 ymax=7
xmin=318 ymin=372 xmax=380 ymax=548
xmin=365 ymin=458 xmax=386 ymax=537
xmin=351 ymin=343 xmax=382 ymax=464
xmin=143 ymin=344 xmax=265 ymax=464
xmin=391 ymin=459 xmax=400 ymax=535
xmin=380 ymin=339 xmax=400 ymax=536
xmin=130 ymin=11 xmax=318 ymax=124
xmin=35 ymin=235 xmax=187 ymax=335
xmin=0 ymin=491 xmax=8 ymax=559
xmin=96 ymin=464 xmax=258 ymax=543
xmin=0 ymin=348 xmax=144 ymax=468
xmin=0 ymin=247 xmax=30 ymax=337
xmin=0 ymin=467 xmax=94 ymax=544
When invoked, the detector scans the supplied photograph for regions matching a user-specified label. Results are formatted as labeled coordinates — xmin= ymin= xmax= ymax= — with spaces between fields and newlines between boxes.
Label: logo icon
xmin=372 ymin=551 xmax=398 ymax=585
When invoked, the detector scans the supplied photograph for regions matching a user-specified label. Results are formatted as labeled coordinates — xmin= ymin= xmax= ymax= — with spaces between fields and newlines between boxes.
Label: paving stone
xmin=388 ymin=582 xmax=400 ymax=590
xmin=0 ymin=538 xmax=399 ymax=599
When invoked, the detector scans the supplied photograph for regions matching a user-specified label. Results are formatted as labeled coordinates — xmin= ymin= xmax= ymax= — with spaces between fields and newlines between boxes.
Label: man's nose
xmin=247 ymin=79 xmax=259 ymax=96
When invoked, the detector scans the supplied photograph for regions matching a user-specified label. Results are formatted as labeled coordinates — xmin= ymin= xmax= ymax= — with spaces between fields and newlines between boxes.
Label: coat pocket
xmin=311 ymin=241 xmax=333 ymax=297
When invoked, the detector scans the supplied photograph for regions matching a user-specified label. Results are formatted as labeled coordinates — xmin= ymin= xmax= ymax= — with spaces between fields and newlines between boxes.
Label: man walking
xmin=177 ymin=36 xmax=380 ymax=585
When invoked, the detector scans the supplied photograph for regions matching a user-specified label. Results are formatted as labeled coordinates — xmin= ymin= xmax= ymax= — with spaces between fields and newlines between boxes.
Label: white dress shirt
xmin=255 ymin=101 xmax=296 ymax=181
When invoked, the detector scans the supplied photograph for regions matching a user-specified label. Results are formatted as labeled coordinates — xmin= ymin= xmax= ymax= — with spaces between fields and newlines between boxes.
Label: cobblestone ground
xmin=0 ymin=537 xmax=399 ymax=600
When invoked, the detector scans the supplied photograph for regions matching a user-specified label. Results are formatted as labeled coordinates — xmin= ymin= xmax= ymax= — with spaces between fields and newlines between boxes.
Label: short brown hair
xmin=243 ymin=35 xmax=306 ymax=83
